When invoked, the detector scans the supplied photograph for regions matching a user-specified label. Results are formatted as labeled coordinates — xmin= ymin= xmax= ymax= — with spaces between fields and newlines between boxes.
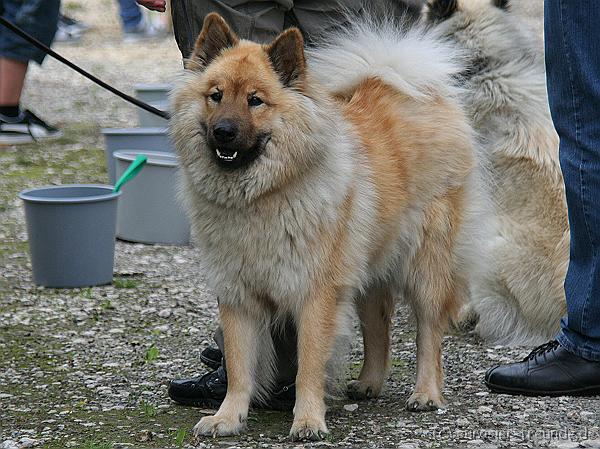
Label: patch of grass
xmin=113 ymin=278 xmax=138 ymax=289
xmin=173 ymin=428 xmax=187 ymax=447
xmin=144 ymin=345 xmax=159 ymax=363
xmin=15 ymin=152 xmax=36 ymax=167
xmin=347 ymin=361 xmax=362 ymax=379
xmin=100 ymin=299 xmax=114 ymax=310
xmin=140 ymin=401 xmax=157 ymax=418
xmin=81 ymin=440 xmax=113 ymax=449
xmin=81 ymin=288 xmax=94 ymax=299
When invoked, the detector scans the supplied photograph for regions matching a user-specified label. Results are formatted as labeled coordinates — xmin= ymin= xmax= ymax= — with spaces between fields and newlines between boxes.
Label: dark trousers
xmin=546 ymin=0 xmax=600 ymax=361
xmin=170 ymin=0 xmax=421 ymax=57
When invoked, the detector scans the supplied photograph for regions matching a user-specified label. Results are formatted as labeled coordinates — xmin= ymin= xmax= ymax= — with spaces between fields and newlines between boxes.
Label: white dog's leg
xmin=194 ymin=303 xmax=259 ymax=437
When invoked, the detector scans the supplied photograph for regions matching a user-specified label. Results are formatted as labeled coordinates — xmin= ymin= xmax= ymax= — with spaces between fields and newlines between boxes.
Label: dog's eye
xmin=210 ymin=91 xmax=222 ymax=103
xmin=248 ymin=95 xmax=264 ymax=107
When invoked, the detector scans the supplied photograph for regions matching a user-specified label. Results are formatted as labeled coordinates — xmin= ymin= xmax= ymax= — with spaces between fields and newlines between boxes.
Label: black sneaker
xmin=0 ymin=110 xmax=62 ymax=144
xmin=168 ymin=367 xmax=296 ymax=411
xmin=485 ymin=340 xmax=600 ymax=396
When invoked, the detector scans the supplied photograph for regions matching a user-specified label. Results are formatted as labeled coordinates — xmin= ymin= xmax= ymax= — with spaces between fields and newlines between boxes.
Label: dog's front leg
xmin=290 ymin=287 xmax=338 ymax=441
xmin=194 ymin=303 xmax=258 ymax=437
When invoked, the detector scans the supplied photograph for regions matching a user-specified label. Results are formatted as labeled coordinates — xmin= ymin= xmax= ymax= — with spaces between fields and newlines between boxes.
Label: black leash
xmin=0 ymin=15 xmax=171 ymax=120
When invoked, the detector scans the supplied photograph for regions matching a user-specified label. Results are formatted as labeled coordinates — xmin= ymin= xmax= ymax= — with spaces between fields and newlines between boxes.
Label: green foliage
xmin=100 ymin=299 xmax=114 ymax=310
xmin=81 ymin=440 xmax=113 ymax=449
xmin=144 ymin=345 xmax=159 ymax=363
xmin=174 ymin=428 xmax=187 ymax=447
xmin=140 ymin=401 xmax=157 ymax=418
xmin=113 ymin=278 xmax=138 ymax=289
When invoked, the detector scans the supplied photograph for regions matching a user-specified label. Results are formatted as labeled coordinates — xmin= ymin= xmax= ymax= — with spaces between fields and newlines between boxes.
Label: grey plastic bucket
xmin=114 ymin=151 xmax=190 ymax=245
xmin=19 ymin=185 xmax=120 ymax=288
xmin=134 ymin=83 xmax=173 ymax=104
xmin=137 ymin=100 xmax=170 ymax=128
xmin=102 ymin=127 xmax=173 ymax=185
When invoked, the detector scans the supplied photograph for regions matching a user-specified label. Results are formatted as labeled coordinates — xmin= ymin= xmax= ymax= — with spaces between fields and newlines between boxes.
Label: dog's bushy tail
xmin=307 ymin=14 xmax=466 ymax=101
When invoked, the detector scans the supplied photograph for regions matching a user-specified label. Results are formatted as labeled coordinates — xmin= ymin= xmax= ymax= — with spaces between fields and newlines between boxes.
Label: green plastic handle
xmin=113 ymin=154 xmax=148 ymax=192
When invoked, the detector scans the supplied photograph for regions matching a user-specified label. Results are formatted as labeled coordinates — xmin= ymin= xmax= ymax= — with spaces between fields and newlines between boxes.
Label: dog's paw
xmin=347 ymin=379 xmax=381 ymax=400
xmin=406 ymin=392 xmax=445 ymax=412
xmin=290 ymin=417 xmax=329 ymax=441
xmin=193 ymin=414 xmax=246 ymax=437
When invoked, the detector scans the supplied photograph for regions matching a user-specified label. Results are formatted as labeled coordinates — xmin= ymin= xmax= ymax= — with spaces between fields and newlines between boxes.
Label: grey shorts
xmin=0 ymin=0 xmax=60 ymax=64
xmin=171 ymin=0 xmax=409 ymax=59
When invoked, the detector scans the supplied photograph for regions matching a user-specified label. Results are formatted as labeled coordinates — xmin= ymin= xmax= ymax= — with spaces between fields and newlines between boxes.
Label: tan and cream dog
xmin=423 ymin=0 xmax=569 ymax=346
xmin=171 ymin=13 xmax=482 ymax=439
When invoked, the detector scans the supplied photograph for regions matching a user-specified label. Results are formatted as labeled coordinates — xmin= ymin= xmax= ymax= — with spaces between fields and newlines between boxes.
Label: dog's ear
xmin=426 ymin=0 xmax=458 ymax=22
xmin=187 ymin=13 xmax=239 ymax=71
xmin=265 ymin=28 xmax=306 ymax=88
xmin=492 ymin=0 xmax=510 ymax=10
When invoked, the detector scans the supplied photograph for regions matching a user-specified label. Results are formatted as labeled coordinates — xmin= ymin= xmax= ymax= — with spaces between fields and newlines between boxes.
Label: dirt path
xmin=2 ymin=1 xmax=599 ymax=449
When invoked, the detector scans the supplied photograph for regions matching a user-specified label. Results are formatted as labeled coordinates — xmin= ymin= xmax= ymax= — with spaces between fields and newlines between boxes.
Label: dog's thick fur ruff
xmin=424 ymin=0 xmax=569 ymax=346
xmin=171 ymin=13 xmax=483 ymax=439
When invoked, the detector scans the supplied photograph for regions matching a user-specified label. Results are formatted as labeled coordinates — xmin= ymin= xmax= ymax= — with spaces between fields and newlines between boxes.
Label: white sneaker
xmin=0 ymin=110 xmax=63 ymax=145
xmin=123 ymin=16 xmax=164 ymax=43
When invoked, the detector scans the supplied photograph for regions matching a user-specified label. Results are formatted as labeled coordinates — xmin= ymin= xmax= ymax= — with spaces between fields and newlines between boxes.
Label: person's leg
xmin=171 ymin=0 xmax=288 ymax=59
xmin=548 ymin=1 xmax=600 ymax=362
xmin=0 ymin=58 xmax=28 ymax=111
xmin=484 ymin=0 xmax=600 ymax=396
xmin=290 ymin=0 xmax=363 ymax=43
xmin=0 ymin=0 xmax=61 ymax=143
xmin=116 ymin=0 xmax=143 ymax=32
xmin=290 ymin=0 xmax=422 ymax=45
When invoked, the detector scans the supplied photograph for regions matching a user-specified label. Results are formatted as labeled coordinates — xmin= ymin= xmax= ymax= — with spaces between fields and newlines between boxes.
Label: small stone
xmin=19 ymin=437 xmax=37 ymax=448
xmin=137 ymin=430 xmax=154 ymax=442
xmin=1 ymin=441 xmax=18 ymax=449
xmin=343 ymin=403 xmax=359 ymax=412
xmin=158 ymin=308 xmax=172 ymax=318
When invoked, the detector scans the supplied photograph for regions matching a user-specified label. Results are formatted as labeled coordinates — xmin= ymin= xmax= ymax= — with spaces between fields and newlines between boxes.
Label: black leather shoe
xmin=168 ymin=366 xmax=296 ymax=410
xmin=200 ymin=346 xmax=222 ymax=371
xmin=168 ymin=366 xmax=227 ymax=408
xmin=485 ymin=340 xmax=600 ymax=396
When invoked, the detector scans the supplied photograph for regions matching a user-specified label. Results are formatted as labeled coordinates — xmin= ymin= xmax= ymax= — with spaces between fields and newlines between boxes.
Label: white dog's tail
xmin=307 ymin=16 xmax=466 ymax=101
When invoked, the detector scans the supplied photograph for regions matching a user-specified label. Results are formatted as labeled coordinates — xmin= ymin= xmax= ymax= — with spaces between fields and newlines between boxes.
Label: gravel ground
xmin=2 ymin=1 xmax=600 ymax=448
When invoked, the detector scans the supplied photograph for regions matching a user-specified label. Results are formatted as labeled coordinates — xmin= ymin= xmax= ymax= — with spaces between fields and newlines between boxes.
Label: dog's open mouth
xmin=216 ymin=149 xmax=238 ymax=161
xmin=212 ymin=134 xmax=271 ymax=170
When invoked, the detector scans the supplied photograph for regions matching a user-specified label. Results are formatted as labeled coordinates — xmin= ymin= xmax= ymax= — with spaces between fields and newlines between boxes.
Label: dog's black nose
xmin=213 ymin=120 xmax=238 ymax=143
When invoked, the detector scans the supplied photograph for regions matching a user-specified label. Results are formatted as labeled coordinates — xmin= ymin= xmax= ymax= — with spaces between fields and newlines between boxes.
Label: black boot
xmin=485 ymin=340 xmax=600 ymax=396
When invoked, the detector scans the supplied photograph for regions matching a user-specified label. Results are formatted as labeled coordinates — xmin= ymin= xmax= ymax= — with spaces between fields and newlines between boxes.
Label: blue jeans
xmin=0 ymin=0 xmax=60 ymax=64
xmin=117 ymin=0 xmax=142 ymax=32
xmin=545 ymin=0 xmax=600 ymax=361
